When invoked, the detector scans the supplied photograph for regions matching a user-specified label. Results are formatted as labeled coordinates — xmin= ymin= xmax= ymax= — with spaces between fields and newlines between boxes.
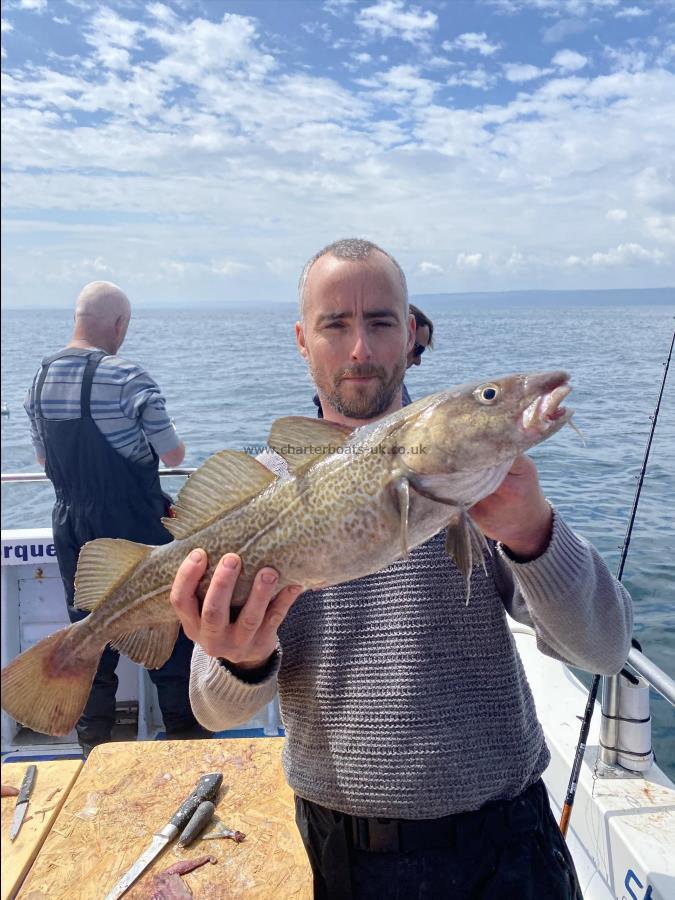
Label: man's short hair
xmin=298 ymin=238 xmax=408 ymax=318
xmin=409 ymin=303 xmax=434 ymax=349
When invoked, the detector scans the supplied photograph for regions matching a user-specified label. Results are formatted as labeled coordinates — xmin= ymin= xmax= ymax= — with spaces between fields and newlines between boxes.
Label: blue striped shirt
xmin=24 ymin=348 xmax=181 ymax=465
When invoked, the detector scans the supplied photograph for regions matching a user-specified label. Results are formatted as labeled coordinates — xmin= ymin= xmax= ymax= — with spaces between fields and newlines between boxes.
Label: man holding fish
xmin=170 ymin=239 xmax=632 ymax=898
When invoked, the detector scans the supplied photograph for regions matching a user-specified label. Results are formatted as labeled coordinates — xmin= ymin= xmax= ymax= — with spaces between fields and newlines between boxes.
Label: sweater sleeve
xmin=188 ymin=645 xmax=281 ymax=733
xmin=494 ymin=507 xmax=633 ymax=675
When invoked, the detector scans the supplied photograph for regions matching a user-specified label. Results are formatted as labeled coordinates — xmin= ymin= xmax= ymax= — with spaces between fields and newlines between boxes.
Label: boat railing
xmin=4 ymin=470 xmax=674 ymax=711
xmin=2 ymin=469 xmax=196 ymax=483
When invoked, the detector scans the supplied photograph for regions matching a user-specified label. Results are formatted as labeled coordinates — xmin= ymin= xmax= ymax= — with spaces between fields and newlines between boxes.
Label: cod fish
xmin=1 ymin=371 xmax=574 ymax=737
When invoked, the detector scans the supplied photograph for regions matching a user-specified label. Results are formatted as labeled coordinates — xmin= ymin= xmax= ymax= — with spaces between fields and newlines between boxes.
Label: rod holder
xmin=599 ymin=671 xmax=654 ymax=773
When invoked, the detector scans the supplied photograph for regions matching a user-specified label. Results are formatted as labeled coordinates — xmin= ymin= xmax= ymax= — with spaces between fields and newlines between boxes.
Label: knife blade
xmin=104 ymin=771 xmax=223 ymax=900
xmin=9 ymin=764 xmax=37 ymax=841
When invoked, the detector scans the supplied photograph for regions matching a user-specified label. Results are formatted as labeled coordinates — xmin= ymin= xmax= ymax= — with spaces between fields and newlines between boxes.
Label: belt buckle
xmin=367 ymin=817 xmax=400 ymax=853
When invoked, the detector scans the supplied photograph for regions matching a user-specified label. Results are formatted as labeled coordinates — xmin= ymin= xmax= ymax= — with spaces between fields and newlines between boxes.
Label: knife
xmin=104 ymin=771 xmax=223 ymax=900
xmin=9 ymin=764 xmax=37 ymax=841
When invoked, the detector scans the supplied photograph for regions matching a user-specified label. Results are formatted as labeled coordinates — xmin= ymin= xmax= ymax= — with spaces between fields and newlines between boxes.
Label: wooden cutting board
xmin=17 ymin=738 xmax=311 ymax=898
xmin=1 ymin=758 xmax=83 ymax=900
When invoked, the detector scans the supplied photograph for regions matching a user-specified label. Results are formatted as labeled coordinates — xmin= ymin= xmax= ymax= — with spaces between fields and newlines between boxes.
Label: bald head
xmin=71 ymin=281 xmax=131 ymax=354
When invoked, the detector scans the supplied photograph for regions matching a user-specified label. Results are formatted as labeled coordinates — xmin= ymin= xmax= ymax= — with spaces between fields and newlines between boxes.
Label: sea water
xmin=1 ymin=302 xmax=673 ymax=777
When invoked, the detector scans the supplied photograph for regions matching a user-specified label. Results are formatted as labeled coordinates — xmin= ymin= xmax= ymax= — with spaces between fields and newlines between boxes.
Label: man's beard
xmin=312 ymin=358 xmax=407 ymax=420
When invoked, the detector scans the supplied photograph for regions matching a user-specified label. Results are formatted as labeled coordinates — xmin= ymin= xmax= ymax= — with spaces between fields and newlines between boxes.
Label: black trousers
xmin=66 ymin=615 xmax=200 ymax=748
xmin=295 ymin=780 xmax=583 ymax=900
xmin=62 ymin=533 xmax=202 ymax=748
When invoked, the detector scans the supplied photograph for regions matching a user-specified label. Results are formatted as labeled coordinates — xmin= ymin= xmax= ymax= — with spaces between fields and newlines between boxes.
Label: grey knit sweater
xmin=189 ymin=467 xmax=633 ymax=819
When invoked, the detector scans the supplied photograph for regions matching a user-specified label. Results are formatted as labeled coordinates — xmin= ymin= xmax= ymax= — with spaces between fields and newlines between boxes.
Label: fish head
xmin=393 ymin=370 xmax=573 ymax=478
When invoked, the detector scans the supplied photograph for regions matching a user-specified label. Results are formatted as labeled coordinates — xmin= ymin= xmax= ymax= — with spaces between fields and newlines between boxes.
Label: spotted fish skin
xmin=0 ymin=371 xmax=573 ymax=736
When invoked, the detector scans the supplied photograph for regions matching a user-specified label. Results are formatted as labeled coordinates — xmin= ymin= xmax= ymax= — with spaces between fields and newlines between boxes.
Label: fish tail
xmin=1 ymin=623 xmax=103 ymax=736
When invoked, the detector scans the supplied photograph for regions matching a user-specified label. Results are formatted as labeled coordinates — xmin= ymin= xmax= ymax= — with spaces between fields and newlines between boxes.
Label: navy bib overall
xmin=34 ymin=350 xmax=199 ymax=750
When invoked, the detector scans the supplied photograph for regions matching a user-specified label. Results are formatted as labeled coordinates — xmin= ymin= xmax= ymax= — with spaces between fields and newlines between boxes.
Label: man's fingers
xmin=200 ymin=553 xmax=240 ymax=637
xmin=170 ymin=548 xmax=208 ymax=638
xmin=233 ymin=567 xmax=282 ymax=637
xmin=263 ymin=584 xmax=303 ymax=632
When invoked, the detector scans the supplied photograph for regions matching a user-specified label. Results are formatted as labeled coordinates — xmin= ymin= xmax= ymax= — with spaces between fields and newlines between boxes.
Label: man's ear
xmin=407 ymin=314 xmax=416 ymax=354
xmin=296 ymin=321 xmax=309 ymax=360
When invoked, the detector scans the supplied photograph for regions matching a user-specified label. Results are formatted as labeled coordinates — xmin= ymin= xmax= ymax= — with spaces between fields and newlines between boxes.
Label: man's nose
xmin=350 ymin=329 xmax=373 ymax=361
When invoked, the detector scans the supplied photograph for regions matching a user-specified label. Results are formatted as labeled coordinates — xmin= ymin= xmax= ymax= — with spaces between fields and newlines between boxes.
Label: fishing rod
xmin=559 ymin=322 xmax=674 ymax=839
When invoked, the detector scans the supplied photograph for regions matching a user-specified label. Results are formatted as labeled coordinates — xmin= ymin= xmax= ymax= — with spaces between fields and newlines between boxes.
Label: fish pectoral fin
xmin=110 ymin=619 xmax=180 ymax=668
xmin=444 ymin=509 xmax=489 ymax=605
xmin=164 ymin=450 xmax=277 ymax=540
xmin=74 ymin=538 xmax=152 ymax=612
xmin=268 ymin=416 xmax=353 ymax=473
xmin=393 ymin=476 xmax=411 ymax=557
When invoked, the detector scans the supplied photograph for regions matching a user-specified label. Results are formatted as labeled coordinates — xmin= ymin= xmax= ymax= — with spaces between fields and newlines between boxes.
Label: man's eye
xmin=372 ymin=321 xmax=392 ymax=328
xmin=324 ymin=321 xmax=345 ymax=329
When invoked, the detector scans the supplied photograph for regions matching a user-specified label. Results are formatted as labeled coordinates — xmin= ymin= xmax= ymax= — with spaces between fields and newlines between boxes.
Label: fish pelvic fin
xmin=268 ymin=416 xmax=353 ymax=473
xmin=163 ymin=450 xmax=277 ymax=540
xmin=110 ymin=616 xmax=179 ymax=668
xmin=74 ymin=538 xmax=152 ymax=612
xmin=0 ymin=624 xmax=103 ymax=736
xmin=444 ymin=509 xmax=491 ymax=605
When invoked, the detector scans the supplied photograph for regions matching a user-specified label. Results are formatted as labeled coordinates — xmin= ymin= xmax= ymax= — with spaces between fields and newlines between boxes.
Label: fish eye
xmin=475 ymin=384 xmax=499 ymax=404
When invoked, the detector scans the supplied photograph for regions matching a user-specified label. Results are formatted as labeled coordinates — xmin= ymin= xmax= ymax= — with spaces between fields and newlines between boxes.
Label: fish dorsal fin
xmin=163 ymin=450 xmax=277 ymax=540
xmin=268 ymin=416 xmax=353 ymax=473
xmin=111 ymin=619 xmax=180 ymax=669
xmin=74 ymin=538 xmax=152 ymax=612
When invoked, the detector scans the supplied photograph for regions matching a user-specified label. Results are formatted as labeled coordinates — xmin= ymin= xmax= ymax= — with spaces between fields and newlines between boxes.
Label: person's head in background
xmin=72 ymin=281 xmax=131 ymax=355
xmin=406 ymin=304 xmax=434 ymax=368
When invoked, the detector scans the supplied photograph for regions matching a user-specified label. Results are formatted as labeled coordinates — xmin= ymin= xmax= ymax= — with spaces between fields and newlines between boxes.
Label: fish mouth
xmin=521 ymin=374 xmax=574 ymax=436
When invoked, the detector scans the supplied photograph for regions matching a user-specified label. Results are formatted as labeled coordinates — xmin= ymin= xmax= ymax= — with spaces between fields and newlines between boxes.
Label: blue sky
xmin=1 ymin=0 xmax=674 ymax=307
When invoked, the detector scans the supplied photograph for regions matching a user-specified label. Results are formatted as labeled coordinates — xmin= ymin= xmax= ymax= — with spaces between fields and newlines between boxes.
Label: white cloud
xmin=504 ymin=63 xmax=551 ymax=82
xmin=357 ymin=65 xmax=439 ymax=107
xmin=606 ymin=208 xmax=628 ymax=222
xmin=567 ymin=243 xmax=666 ymax=266
xmin=148 ymin=13 xmax=276 ymax=82
xmin=615 ymin=6 xmax=650 ymax=19
xmin=644 ymin=215 xmax=675 ymax=246
xmin=602 ymin=45 xmax=648 ymax=73
xmin=84 ymin=7 xmax=141 ymax=53
xmin=418 ymin=261 xmax=443 ymax=274
xmin=542 ymin=18 xmax=588 ymax=45
xmin=456 ymin=252 xmax=484 ymax=269
xmin=18 ymin=0 xmax=47 ymax=10
xmin=489 ymin=1 xmax=620 ymax=13
xmin=442 ymin=32 xmax=501 ymax=57
xmin=552 ymin=49 xmax=588 ymax=71
xmin=447 ymin=66 xmax=496 ymax=90
xmin=147 ymin=3 xmax=178 ymax=24
xmin=324 ymin=0 xmax=356 ymax=16
xmin=212 ymin=259 xmax=250 ymax=276
xmin=82 ymin=255 xmax=112 ymax=273
xmin=356 ymin=0 xmax=438 ymax=45
xmin=1 ymin=18 xmax=13 ymax=32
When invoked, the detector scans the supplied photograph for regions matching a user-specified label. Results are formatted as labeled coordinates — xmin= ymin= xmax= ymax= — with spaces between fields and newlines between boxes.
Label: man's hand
xmin=469 ymin=455 xmax=553 ymax=561
xmin=170 ymin=550 xmax=303 ymax=670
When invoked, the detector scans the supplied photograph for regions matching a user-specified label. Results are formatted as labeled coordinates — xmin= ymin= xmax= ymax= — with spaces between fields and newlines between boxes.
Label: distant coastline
xmin=410 ymin=287 xmax=674 ymax=310
xmin=1 ymin=286 xmax=673 ymax=311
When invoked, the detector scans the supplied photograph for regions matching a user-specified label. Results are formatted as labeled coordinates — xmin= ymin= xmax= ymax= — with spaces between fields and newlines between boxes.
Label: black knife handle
xmin=18 ymin=765 xmax=37 ymax=804
xmin=170 ymin=773 xmax=222 ymax=831
xmin=178 ymin=800 xmax=216 ymax=847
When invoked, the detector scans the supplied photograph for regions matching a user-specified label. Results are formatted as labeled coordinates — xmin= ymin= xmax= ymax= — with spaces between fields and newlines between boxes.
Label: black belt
xmin=345 ymin=780 xmax=544 ymax=853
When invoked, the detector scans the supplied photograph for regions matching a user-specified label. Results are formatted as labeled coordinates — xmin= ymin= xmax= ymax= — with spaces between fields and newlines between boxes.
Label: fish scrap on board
xmin=0 ymin=371 xmax=575 ymax=737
